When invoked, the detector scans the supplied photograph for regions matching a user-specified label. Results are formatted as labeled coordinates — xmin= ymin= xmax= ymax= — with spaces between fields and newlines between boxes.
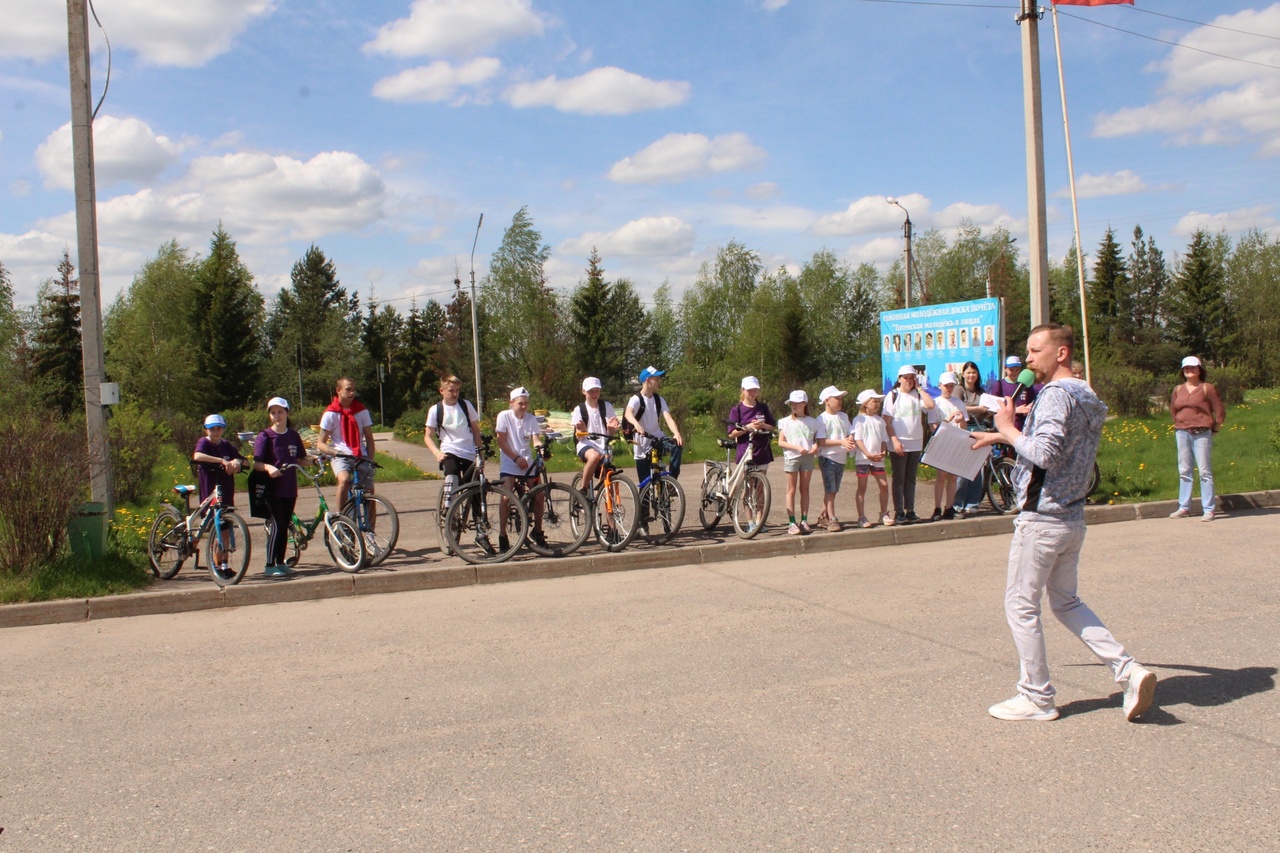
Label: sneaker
xmin=930 ymin=508 xmax=942 ymax=522
xmin=530 ymin=530 xmax=548 ymax=550
xmin=816 ymin=513 xmax=830 ymax=529
xmin=905 ymin=511 xmax=921 ymax=524
xmin=988 ymin=694 xmax=1059 ymax=721
xmin=799 ymin=520 xmax=812 ymax=535
xmin=882 ymin=513 xmax=896 ymax=527
xmin=858 ymin=517 xmax=872 ymax=529
xmin=942 ymin=507 xmax=956 ymax=521
xmin=498 ymin=534 xmax=511 ymax=553
xmin=1201 ymin=511 xmax=1216 ymax=523
xmin=787 ymin=522 xmax=801 ymax=535
xmin=1123 ymin=664 xmax=1157 ymax=721
xmin=894 ymin=512 xmax=907 ymax=526
xmin=826 ymin=518 xmax=841 ymax=533
xmin=954 ymin=507 xmax=968 ymax=519
xmin=638 ymin=524 xmax=650 ymax=540
xmin=1169 ymin=508 xmax=1190 ymax=519
xmin=263 ymin=565 xmax=291 ymax=578
xmin=475 ymin=534 xmax=496 ymax=556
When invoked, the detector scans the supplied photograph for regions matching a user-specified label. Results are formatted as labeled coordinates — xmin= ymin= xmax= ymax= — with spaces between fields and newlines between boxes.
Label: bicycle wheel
xmin=207 ymin=511 xmax=251 ymax=587
xmin=342 ymin=494 xmax=399 ymax=567
xmin=435 ymin=488 xmax=453 ymax=556
xmin=698 ymin=465 xmax=727 ymax=530
xmin=1087 ymin=461 xmax=1101 ymax=499
xmin=731 ymin=470 xmax=771 ymax=539
xmin=444 ymin=483 xmax=529 ymax=565
xmin=986 ymin=455 xmax=1019 ymax=515
xmin=640 ymin=476 xmax=686 ymax=545
xmin=523 ymin=481 xmax=591 ymax=557
xmin=324 ymin=514 xmax=366 ymax=572
xmin=147 ymin=506 xmax=187 ymax=579
xmin=284 ymin=518 xmax=306 ymax=568
xmin=594 ymin=474 xmax=640 ymax=553
xmin=568 ymin=473 xmax=593 ymax=539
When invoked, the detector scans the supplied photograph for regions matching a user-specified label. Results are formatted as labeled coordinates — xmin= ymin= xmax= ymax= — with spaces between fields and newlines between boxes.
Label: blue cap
xmin=639 ymin=365 xmax=666 ymax=382
xmin=203 ymin=414 xmax=227 ymax=429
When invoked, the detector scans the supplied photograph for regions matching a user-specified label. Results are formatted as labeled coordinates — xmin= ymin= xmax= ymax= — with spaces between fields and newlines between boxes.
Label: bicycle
xmin=698 ymin=422 xmax=772 ymax=539
xmin=332 ymin=454 xmax=399 ymax=567
xmin=440 ymin=435 xmax=530 ymax=565
xmin=984 ymin=443 xmax=1018 ymax=515
xmin=279 ymin=460 xmax=367 ymax=572
xmin=570 ymin=431 xmax=641 ymax=552
xmin=633 ymin=434 xmax=686 ymax=545
xmin=147 ymin=484 xmax=252 ymax=587
xmin=515 ymin=438 xmax=591 ymax=558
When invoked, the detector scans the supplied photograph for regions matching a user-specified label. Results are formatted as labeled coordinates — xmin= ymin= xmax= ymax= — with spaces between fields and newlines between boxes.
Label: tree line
xmin=2 ymin=208 xmax=1277 ymax=429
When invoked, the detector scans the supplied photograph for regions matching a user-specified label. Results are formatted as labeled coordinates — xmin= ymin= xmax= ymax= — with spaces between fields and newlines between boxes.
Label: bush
xmin=109 ymin=403 xmax=170 ymax=505
xmin=394 ymin=407 xmax=428 ymax=442
xmin=1270 ymin=418 xmax=1280 ymax=455
xmin=1208 ymin=364 xmax=1250 ymax=407
xmin=0 ymin=411 xmax=91 ymax=576
xmin=1092 ymin=363 xmax=1158 ymax=418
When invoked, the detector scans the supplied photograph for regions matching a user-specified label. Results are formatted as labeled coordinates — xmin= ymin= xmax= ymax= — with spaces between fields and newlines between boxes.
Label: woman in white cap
xmin=1169 ymin=356 xmax=1225 ymax=521
xmin=727 ymin=376 xmax=776 ymax=470
xmin=882 ymin=364 xmax=935 ymax=524
xmin=927 ymin=372 xmax=968 ymax=521
xmin=253 ymin=397 xmax=307 ymax=577
xmin=777 ymin=390 xmax=824 ymax=534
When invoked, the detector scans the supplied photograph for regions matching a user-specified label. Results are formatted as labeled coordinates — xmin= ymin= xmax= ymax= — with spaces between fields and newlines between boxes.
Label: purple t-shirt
xmin=253 ymin=428 xmax=307 ymax=499
xmin=194 ymin=437 xmax=243 ymax=507
xmin=989 ymin=377 xmax=1038 ymax=431
xmin=727 ymin=401 xmax=776 ymax=464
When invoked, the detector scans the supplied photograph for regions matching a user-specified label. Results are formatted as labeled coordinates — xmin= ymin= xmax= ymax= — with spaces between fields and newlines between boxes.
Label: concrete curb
xmin=4 ymin=490 xmax=1278 ymax=630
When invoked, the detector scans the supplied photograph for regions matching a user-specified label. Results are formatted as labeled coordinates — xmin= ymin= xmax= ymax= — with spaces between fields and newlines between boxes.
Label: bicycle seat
xmin=173 ymin=484 xmax=196 ymax=496
xmin=717 ymin=438 xmax=735 ymax=449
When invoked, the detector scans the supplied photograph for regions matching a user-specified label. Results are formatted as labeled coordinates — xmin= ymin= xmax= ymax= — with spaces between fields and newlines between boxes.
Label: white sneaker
xmin=1123 ymin=664 xmax=1157 ymax=721
xmin=988 ymin=694 xmax=1059 ymax=721
xmin=1201 ymin=511 xmax=1216 ymax=522
xmin=1169 ymin=508 xmax=1190 ymax=519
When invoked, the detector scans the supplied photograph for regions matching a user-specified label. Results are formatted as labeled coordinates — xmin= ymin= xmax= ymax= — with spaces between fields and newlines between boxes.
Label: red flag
xmin=1052 ymin=0 xmax=1133 ymax=5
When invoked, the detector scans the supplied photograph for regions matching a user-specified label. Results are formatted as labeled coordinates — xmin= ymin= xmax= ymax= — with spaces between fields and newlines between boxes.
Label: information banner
xmin=880 ymin=298 xmax=1002 ymax=396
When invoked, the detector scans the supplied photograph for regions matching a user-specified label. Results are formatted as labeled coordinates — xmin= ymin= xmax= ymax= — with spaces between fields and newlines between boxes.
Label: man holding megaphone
xmin=973 ymin=323 xmax=1157 ymax=723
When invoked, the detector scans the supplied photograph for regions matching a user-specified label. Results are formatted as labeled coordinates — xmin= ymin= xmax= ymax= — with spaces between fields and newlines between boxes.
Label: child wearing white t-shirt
xmin=927 ymin=373 xmax=969 ymax=521
xmin=816 ymin=386 xmax=855 ymax=532
xmin=777 ymin=390 xmax=825 ymax=535
xmin=852 ymin=390 xmax=891 ymax=528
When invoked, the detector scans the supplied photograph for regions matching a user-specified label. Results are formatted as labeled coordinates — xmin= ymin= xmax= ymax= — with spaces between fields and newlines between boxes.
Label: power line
xmin=1123 ymin=5 xmax=1280 ymax=44
xmin=1056 ymin=9 xmax=1280 ymax=74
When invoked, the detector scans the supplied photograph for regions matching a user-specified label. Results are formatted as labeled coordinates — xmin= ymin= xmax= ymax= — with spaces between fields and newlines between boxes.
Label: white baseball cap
xmin=1181 ymin=356 xmax=1202 ymax=368
xmin=203 ymin=414 xmax=226 ymax=429
xmin=818 ymin=385 xmax=847 ymax=403
xmin=581 ymin=377 xmax=602 ymax=392
xmin=509 ymin=386 xmax=530 ymax=401
xmin=897 ymin=364 xmax=918 ymax=377
xmin=938 ymin=372 xmax=958 ymax=386
xmin=855 ymin=389 xmax=884 ymax=407
xmin=741 ymin=375 xmax=761 ymax=391
xmin=266 ymin=396 xmax=290 ymax=411
xmin=787 ymin=389 xmax=809 ymax=404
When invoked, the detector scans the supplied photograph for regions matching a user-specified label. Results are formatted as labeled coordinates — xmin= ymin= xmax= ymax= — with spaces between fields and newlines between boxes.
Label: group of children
xmin=765 ymin=381 xmax=892 ymax=535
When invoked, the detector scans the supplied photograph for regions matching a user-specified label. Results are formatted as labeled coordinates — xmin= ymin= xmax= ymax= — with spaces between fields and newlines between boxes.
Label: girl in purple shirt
xmin=726 ymin=376 xmax=776 ymax=468
xmin=253 ymin=397 xmax=308 ymax=578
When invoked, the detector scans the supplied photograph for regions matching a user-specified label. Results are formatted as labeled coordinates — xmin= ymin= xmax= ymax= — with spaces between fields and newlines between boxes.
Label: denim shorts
xmin=819 ymin=456 xmax=845 ymax=493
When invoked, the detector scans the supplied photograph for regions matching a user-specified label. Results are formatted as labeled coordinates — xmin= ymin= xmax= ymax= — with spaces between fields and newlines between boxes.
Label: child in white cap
xmin=816 ymin=385 xmax=855 ymax=532
xmin=777 ymin=390 xmax=825 ymax=535
xmin=852 ymin=390 xmax=891 ymax=527
xmin=927 ymin=372 xmax=969 ymax=521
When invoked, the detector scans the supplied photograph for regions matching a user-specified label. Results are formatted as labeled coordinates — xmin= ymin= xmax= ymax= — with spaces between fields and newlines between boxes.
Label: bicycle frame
xmin=169 ymin=484 xmax=232 ymax=558
xmin=707 ymin=425 xmax=760 ymax=505
xmin=284 ymin=462 xmax=341 ymax=545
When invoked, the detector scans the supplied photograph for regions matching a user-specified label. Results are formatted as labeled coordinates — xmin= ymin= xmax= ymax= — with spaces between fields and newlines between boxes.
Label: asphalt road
xmin=2 ymin=510 xmax=1276 ymax=851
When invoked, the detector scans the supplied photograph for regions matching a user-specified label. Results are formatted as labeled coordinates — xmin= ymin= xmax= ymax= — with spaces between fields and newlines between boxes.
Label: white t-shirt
xmin=318 ymin=407 xmax=374 ymax=457
xmin=425 ymin=399 xmax=479 ymax=461
xmin=495 ymin=409 xmax=541 ymax=477
xmin=929 ymin=392 xmax=969 ymax=430
xmin=883 ymin=387 xmax=926 ymax=452
xmin=818 ymin=410 xmax=852 ymax=464
xmin=778 ymin=414 xmax=824 ymax=462
xmin=853 ymin=413 xmax=889 ymax=468
xmin=571 ymin=401 xmax=616 ymax=456
xmin=626 ymin=393 xmax=667 ymax=460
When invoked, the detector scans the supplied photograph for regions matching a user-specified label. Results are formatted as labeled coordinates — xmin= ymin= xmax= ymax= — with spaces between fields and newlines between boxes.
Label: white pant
xmin=1005 ymin=518 xmax=1135 ymax=707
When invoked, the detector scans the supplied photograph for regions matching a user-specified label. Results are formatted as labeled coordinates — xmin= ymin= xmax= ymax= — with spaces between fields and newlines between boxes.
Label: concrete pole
xmin=1018 ymin=0 xmax=1052 ymax=327
xmin=903 ymin=216 xmax=914 ymax=309
xmin=67 ymin=0 xmax=113 ymax=511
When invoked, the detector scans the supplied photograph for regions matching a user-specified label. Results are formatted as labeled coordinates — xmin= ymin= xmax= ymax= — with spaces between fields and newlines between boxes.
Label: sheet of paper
xmin=979 ymin=393 xmax=1004 ymax=413
xmin=921 ymin=422 xmax=989 ymax=481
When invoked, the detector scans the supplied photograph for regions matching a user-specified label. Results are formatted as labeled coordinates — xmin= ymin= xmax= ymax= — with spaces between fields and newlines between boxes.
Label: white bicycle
xmin=698 ymin=422 xmax=772 ymax=539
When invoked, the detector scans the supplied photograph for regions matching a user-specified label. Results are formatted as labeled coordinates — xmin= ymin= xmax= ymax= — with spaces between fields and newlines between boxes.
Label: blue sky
xmin=2 ymin=0 xmax=1279 ymax=311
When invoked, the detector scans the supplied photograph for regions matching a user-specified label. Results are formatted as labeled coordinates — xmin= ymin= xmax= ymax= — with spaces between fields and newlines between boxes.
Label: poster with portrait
xmin=879 ymin=298 xmax=1003 ymax=396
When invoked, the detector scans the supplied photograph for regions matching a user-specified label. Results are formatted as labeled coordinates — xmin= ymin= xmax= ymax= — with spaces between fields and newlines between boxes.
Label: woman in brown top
xmin=1169 ymin=355 xmax=1226 ymax=521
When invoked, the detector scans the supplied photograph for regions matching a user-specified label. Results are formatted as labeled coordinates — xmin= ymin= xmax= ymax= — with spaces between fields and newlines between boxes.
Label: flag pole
xmin=1051 ymin=2 xmax=1093 ymax=385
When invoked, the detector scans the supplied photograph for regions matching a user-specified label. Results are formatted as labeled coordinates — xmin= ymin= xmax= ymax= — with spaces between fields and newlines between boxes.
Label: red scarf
xmin=325 ymin=397 xmax=368 ymax=455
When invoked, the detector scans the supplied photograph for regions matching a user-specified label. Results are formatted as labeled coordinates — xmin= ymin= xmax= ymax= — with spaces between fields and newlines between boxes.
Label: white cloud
xmin=1174 ymin=205 xmax=1278 ymax=237
xmin=608 ymin=132 xmax=765 ymax=184
xmin=1093 ymin=6 xmax=1280 ymax=156
xmin=745 ymin=181 xmax=780 ymax=200
xmin=762 ymin=0 xmax=790 ymax=9
xmin=364 ymin=0 xmax=546 ymax=59
xmin=716 ymin=204 xmax=814 ymax=231
xmin=505 ymin=67 xmax=689 ymax=115
xmin=813 ymin=193 xmax=929 ymax=237
xmin=1057 ymin=169 xmax=1155 ymax=200
xmin=560 ymin=216 xmax=696 ymax=258
xmin=371 ymin=57 xmax=502 ymax=103
xmin=36 ymin=115 xmax=182 ymax=190
xmin=0 ymin=229 xmax=74 ymax=303
xmin=932 ymin=202 xmax=1011 ymax=230
xmin=0 ymin=0 xmax=275 ymax=66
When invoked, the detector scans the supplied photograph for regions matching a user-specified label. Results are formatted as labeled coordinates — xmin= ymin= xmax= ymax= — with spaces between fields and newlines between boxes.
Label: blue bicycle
xmin=147 ymin=483 xmax=251 ymax=587
xmin=331 ymin=453 xmax=400 ymax=567
xmin=633 ymin=434 xmax=685 ymax=545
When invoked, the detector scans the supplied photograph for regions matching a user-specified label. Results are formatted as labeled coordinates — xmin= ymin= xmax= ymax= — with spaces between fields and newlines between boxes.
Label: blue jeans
xmin=1175 ymin=428 xmax=1215 ymax=513
xmin=953 ymin=473 xmax=985 ymax=512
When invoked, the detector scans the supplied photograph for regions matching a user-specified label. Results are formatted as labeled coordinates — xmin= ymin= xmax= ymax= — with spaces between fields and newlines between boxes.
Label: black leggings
xmin=264 ymin=496 xmax=297 ymax=567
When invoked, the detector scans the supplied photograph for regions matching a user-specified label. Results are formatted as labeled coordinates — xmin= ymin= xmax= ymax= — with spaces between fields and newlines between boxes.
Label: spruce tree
xmin=31 ymin=250 xmax=84 ymax=416
xmin=1170 ymin=229 xmax=1232 ymax=364
xmin=1089 ymin=227 xmax=1129 ymax=353
xmin=191 ymin=225 xmax=265 ymax=411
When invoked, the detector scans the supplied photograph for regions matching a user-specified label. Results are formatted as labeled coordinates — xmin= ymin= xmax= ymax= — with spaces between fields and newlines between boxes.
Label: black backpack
xmin=622 ymin=394 xmax=664 ymax=440
xmin=577 ymin=400 xmax=612 ymax=437
xmin=433 ymin=398 xmax=476 ymax=432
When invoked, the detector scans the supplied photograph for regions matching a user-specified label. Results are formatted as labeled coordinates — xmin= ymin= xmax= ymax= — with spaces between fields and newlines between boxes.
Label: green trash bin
xmin=68 ymin=502 xmax=108 ymax=563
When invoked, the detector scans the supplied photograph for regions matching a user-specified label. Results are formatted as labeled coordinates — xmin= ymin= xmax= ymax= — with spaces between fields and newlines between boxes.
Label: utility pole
xmin=887 ymin=198 xmax=914 ymax=309
xmin=1018 ymin=0 xmax=1051 ymax=327
xmin=67 ymin=0 xmax=112 ymax=511
xmin=468 ymin=214 xmax=484 ymax=413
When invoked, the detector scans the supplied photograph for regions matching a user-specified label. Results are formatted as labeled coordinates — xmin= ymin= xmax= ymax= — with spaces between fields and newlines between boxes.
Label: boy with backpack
xmin=624 ymin=366 xmax=684 ymax=483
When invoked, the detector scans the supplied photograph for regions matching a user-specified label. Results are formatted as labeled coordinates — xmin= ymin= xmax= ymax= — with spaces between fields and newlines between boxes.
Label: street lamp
xmin=886 ymin=197 xmax=913 ymax=308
